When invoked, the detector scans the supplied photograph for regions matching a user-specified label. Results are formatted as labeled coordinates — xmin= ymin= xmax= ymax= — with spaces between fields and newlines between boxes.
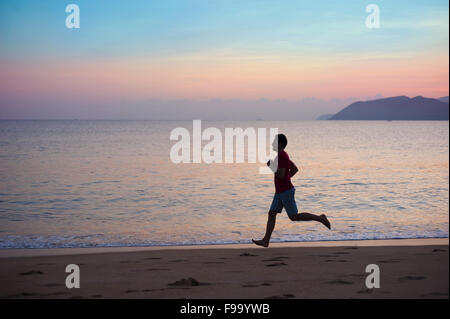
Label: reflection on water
xmin=0 ymin=120 xmax=448 ymax=248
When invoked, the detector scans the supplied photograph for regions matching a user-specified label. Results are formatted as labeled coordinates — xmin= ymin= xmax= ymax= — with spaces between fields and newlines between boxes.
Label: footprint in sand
xmin=327 ymin=280 xmax=354 ymax=285
xmin=265 ymin=262 xmax=287 ymax=267
xmin=147 ymin=268 xmax=169 ymax=271
xmin=125 ymin=290 xmax=138 ymax=294
xmin=168 ymin=277 xmax=209 ymax=287
xmin=243 ymin=282 xmax=272 ymax=288
xmin=398 ymin=275 xmax=425 ymax=282
xmin=357 ymin=289 xmax=374 ymax=294
xmin=19 ymin=270 xmax=43 ymax=276
xmin=377 ymin=259 xmax=401 ymax=263
xmin=263 ymin=257 xmax=289 ymax=262
xmin=41 ymin=283 xmax=64 ymax=287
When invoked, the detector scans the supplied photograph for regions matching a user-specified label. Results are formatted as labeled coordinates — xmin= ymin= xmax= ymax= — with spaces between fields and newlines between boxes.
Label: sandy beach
xmin=0 ymin=239 xmax=448 ymax=299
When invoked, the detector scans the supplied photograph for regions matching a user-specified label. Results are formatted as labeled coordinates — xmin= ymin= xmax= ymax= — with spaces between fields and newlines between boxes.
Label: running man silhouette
xmin=252 ymin=134 xmax=331 ymax=247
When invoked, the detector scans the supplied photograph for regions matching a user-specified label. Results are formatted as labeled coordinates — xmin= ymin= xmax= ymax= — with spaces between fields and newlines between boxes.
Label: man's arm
xmin=289 ymin=160 xmax=299 ymax=178
xmin=275 ymin=167 xmax=286 ymax=179
xmin=267 ymin=159 xmax=286 ymax=178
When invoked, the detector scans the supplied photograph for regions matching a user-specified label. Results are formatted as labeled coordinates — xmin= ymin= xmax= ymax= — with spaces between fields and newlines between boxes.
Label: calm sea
xmin=0 ymin=120 xmax=448 ymax=248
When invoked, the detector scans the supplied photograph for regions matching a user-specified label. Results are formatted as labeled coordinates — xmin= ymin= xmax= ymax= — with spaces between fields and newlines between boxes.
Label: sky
xmin=0 ymin=0 xmax=448 ymax=120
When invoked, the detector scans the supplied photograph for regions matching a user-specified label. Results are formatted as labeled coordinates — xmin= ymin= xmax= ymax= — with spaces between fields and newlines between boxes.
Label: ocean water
xmin=0 ymin=120 xmax=448 ymax=249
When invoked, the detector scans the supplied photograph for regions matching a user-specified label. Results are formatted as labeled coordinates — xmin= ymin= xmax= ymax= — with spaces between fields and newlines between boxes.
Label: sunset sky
xmin=0 ymin=0 xmax=448 ymax=119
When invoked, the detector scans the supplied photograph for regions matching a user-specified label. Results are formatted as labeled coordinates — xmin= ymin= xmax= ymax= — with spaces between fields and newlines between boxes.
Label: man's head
xmin=272 ymin=134 xmax=288 ymax=151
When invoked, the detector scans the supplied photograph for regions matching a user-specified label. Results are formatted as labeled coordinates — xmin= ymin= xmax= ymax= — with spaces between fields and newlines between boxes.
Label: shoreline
xmin=0 ymin=238 xmax=447 ymax=258
xmin=0 ymin=238 xmax=447 ymax=298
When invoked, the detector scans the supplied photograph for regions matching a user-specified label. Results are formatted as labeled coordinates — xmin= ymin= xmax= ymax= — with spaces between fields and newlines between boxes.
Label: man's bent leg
xmin=290 ymin=212 xmax=331 ymax=229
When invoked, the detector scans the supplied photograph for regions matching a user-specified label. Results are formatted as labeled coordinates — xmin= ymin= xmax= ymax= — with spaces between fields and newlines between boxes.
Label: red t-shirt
xmin=274 ymin=150 xmax=294 ymax=194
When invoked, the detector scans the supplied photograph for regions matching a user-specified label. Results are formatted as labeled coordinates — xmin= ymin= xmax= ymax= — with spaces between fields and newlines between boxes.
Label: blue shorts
xmin=269 ymin=187 xmax=298 ymax=217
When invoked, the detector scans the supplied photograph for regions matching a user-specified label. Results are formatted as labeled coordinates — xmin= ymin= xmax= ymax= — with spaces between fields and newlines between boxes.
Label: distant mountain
xmin=439 ymin=96 xmax=449 ymax=103
xmin=330 ymin=96 xmax=449 ymax=120
xmin=316 ymin=113 xmax=335 ymax=120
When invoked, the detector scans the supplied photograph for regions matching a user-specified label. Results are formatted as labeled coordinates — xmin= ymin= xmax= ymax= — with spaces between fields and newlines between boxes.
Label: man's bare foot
xmin=252 ymin=239 xmax=269 ymax=247
xmin=320 ymin=214 xmax=331 ymax=229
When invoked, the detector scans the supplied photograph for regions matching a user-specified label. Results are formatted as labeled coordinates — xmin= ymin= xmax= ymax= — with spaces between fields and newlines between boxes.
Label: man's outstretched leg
xmin=290 ymin=212 xmax=331 ymax=229
xmin=252 ymin=211 xmax=278 ymax=247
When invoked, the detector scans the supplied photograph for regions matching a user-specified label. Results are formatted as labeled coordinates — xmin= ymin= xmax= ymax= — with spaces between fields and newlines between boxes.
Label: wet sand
xmin=0 ymin=239 xmax=448 ymax=299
